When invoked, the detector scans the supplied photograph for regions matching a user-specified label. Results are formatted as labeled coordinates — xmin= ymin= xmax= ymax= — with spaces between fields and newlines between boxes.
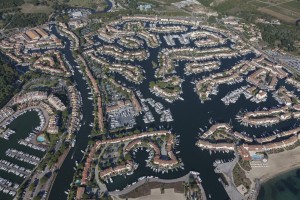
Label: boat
xmin=126 ymin=171 xmax=134 ymax=175
xmin=71 ymin=139 xmax=76 ymax=148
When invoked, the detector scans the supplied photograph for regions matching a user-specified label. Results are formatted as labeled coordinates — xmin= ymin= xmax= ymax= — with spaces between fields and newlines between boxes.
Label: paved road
xmin=214 ymin=153 xmax=245 ymax=200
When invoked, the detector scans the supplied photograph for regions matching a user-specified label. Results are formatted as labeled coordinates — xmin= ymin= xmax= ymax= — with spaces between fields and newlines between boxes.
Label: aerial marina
xmin=0 ymin=1 xmax=299 ymax=199
xmin=0 ymin=177 xmax=19 ymax=197
xmin=0 ymin=160 xmax=32 ymax=178
xmin=5 ymin=149 xmax=41 ymax=166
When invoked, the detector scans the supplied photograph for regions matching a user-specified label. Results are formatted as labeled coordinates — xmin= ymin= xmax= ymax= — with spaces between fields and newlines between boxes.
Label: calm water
xmin=0 ymin=0 xmax=296 ymax=197
xmin=0 ymin=111 xmax=42 ymax=200
xmin=48 ymin=25 xmax=95 ymax=200
xmin=48 ymin=23 xmax=300 ymax=200
xmin=258 ymin=169 xmax=300 ymax=200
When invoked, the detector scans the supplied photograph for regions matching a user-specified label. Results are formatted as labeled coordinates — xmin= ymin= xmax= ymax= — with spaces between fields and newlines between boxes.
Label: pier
xmin=0 ymin=160 xmax=31 ymax=178
xmin=5 ymin=149 xmax=40 ymax=166
xmin=0 ymin=177 xmax=18 ymax=197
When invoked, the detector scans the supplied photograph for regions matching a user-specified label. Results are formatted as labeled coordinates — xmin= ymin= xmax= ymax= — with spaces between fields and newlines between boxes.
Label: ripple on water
xmin=258 ymin=169 xmax=300 ymax=200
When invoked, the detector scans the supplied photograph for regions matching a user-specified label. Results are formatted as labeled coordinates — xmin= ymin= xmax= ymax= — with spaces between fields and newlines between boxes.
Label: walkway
xmin=214 ymin=153 xmax=245 ymax=200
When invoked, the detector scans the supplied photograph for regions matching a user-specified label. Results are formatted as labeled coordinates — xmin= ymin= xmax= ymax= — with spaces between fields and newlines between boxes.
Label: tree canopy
xmin=0 ymin=59 xmax=18 ymax=106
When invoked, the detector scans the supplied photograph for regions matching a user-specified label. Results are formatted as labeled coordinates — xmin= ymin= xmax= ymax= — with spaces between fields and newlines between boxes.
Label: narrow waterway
xmin=48 ymin=25 xmax=94 ymax=199
xmin=102 ymin=54 xmax=259 ymax=200
xmin=47 ymin=20 xmax=300 ymax=200
xmin=90 ymin=32 xmax=296 ymax=200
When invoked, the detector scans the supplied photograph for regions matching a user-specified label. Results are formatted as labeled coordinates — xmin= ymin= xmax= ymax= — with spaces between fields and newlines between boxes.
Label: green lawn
xmin=21 ymin=3 xmax=53 ymax=14
xmin=61 ymin=0 xmax=107 ymax=11
xmin=281 ymin=0 xmax=300 ymax=14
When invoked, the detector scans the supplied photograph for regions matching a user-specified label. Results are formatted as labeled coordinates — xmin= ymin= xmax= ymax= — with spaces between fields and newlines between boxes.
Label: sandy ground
xmin=113 ymin=188 xmax=185 ymax=200
xmin=248 ymin=145 xmax=300 ymax=183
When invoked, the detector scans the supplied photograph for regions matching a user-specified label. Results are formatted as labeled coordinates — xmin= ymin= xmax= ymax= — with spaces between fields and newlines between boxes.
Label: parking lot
xmin=108 ymin=106 xmax=137 ymax=129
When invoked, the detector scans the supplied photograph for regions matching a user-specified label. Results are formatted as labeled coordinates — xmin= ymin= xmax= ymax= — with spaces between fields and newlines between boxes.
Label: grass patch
xmin=21 ymin=3 xmax=53 ymax=14
xmin=61 ymin=0 xmax=107 ymax=11
xmin=238 ymin=158 xmax=252 ymax=171
xmin=267 ymin=5 xmax=299 ymax=19
xmin=280 ymin=0 xmax=300 ymax=13
xmin=258 ymin=7 xmax=296 ymax=23
xmin=248 ymin=1 xmax=269 ymax=7
xmin=233 ymin=163 xmax=251 ymax=190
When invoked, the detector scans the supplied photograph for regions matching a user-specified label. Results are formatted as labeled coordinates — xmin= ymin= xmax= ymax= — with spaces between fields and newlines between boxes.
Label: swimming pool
xmin=251 ymin=154 xmax=263 ymax=161
xmin=37 ymin=135 xmax=46 ymax=142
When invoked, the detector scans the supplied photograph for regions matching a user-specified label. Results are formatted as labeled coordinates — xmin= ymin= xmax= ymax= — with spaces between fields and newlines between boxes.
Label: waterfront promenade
xmin=214 ymin=153 xmax=245 ymax=200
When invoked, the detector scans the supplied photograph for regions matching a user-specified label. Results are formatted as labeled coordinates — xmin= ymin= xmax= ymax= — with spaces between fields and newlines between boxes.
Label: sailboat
xmin=71 ymin=148 xmax=76 ymax=159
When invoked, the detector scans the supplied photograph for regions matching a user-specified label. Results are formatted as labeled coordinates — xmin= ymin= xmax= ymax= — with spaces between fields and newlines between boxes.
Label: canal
xmin=46 ymin=20 xmax=300 ymax=200
xmin=48 ymin=25 xmax=94 ymax=199
xmin=89 ymin=31 xmax=296 ymax=200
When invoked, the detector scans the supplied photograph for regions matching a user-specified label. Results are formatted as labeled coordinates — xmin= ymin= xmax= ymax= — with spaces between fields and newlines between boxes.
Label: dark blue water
xmin=258 ymin=168 xmax=300 ymax=200
xmin=37 ymin=21 xmax=300 ymax=200
xmin=83 ymin=24 xmax=299 ymax=200
xmin=0 ymin=111 xmax=41 ymax=200
xmin=48 ymin=24 xmax=95 ymax=200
